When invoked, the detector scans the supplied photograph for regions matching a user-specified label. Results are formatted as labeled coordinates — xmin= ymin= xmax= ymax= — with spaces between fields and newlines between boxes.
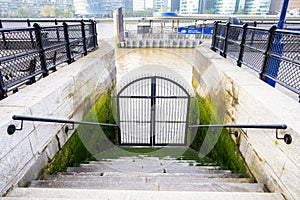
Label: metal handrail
xmin=7 ymin=115 xmax=292 ymax=145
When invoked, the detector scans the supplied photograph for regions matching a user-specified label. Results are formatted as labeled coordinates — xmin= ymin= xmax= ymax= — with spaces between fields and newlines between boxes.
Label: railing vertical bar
xmin=0 ymin=20 xmax=8 ymax=49
xmin=260 ymin=25 xmax=277 ymax=81
xmin=221 ymin=22 xmax=231 ymax=58
xmin=55 ymin=19 xmax=60 ymax=42
xmin=81 ymin=20 xmax=87 ymax=56
xmin=211 ymin=21 xmax=219 ymax=52
xmin=27 ymin=19 xmax=35 ymax=49
xmin=63 ymin=22 xmax=72 ymax=64
xmin=0 ymin=71 xmax=7 ymax=100
xmin=237 ymin=23 xmax=248 ymax=67
xmin=33 ymin=23 xmax=48 ymax=77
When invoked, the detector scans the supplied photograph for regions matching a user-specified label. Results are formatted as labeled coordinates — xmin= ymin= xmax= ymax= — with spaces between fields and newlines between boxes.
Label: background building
xmin=214 ymin=0 xmax=239 ymax=15
xmin=133 ymin=0 xmax=146 ymax=11
xmin=180 ymin=0 xmax=200 ymax=15
xmin=244 ymin=0 xmax=272 ymax=15
xmin=171 ymin=0 xmax=180 ymax=12
xmin=0 ymin=0 xmax=73 ymax=17
xmin=153 ymin=0 xmax=168 ymax=12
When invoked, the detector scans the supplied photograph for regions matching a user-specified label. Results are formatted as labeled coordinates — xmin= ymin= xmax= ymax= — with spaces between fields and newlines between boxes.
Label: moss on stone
xmin=190 ymin=95 xmax=252 ymax=177
xmin=45 ymin=131 xmax=92 ymax=175
xmin=45 ymin=89 xmax=117 ymax=175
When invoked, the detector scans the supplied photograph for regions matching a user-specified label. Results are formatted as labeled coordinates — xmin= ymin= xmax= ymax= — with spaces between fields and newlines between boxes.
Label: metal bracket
xmin=276 ymin=129 xmax=292 ymax=144
xmin=7 ymin=120 xmax=23 ymax=135
xmin=189 ymin=124 xmax=292 ymax=145
xmin=7 ymin=115 xmax=118 ymax=135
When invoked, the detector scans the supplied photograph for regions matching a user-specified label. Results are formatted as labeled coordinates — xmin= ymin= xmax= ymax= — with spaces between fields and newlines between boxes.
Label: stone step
xmin=29 ymin=180 xmax=265 ymax=192
xmin=66 ymin=166 xmax=233 ymax=174
xmin=6 ymin=188 xmax=284 ymax=200
xmin=42 ymin=174 xmax=254 ymax=184
xmin=81 ymin=163 xmax=222 ymax=170
xmin=59 ymin=171 xmax=245 ymax=178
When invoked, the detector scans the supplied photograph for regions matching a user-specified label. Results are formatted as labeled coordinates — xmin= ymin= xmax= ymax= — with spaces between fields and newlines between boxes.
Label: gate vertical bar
xmin=150 ymin=77 xmax=156 ymax=146
xmin=116 ymin=95 xmax=121 ymax=145
xmin=184 ymin=95 xmax=191 ymax=145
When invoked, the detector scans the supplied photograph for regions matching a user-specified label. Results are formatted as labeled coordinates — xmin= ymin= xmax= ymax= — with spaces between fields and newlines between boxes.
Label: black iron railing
xmin=211 ymin=21 xmax=300 ymax=102
xmin=0 ymin=19 xmax=98 ymax=100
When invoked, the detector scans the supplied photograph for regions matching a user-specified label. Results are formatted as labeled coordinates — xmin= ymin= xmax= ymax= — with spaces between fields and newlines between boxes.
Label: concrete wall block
xmin=0 ymin=137 xmax=33 ymax=195
xmin=0 ymin=107 xmax=34 ymax=160
xmin=0 ymin=41 xmax=116 ymax=196
xmin=18 ymin=151 xmax=48 ymax=187
xmin=28 ymin=123 xmax=62 ymax=155
xmin=56 ymin=129 xmax=68 ymax=149
xmin=196 ymin=43 xmax=300 ymax=200
xmin=45 ymin=136 xmax=59 ymax=160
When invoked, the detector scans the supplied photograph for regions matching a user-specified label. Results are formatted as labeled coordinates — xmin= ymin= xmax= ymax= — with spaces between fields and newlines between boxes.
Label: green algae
xmin=45 ymin=89 xmax=117 ymax=175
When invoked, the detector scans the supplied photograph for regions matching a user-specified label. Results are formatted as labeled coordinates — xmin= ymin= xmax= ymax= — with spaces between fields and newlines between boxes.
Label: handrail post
xmin=63 ymin=22 xmax=72 ymax=64
xmin=260 ymin=25 xmax=277 ymax=81
xmin=33 ymin=23 xmax=48 ymax=77
xmin=237 ymin=23 xmax=248 ymax=67
xmin=81 ymin=20 xmax=87 ymax=56
xmin=221 ymin=22 xmax=231 ymax=58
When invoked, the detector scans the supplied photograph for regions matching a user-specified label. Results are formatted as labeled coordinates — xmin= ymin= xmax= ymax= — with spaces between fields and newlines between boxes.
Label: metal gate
xmin=117 ymin=76 xmax=190 ymax=146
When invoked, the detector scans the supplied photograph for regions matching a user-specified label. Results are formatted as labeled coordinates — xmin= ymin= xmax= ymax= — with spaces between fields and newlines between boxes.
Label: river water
xmin=97 ymin=22 xmax=196 ymax=88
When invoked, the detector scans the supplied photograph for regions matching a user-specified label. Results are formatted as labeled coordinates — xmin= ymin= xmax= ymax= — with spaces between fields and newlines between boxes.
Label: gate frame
xmin=116 ymin=75 xmax=191 ymax=146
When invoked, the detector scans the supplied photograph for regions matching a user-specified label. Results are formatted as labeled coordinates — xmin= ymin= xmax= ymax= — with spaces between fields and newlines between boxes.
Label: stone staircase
xmin=2 ymin=156 xmax=284 ymax=199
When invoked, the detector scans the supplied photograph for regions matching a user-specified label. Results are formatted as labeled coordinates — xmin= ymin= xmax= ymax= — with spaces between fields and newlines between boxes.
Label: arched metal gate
xmin=117 ymin=76 xmax=190 ymax=146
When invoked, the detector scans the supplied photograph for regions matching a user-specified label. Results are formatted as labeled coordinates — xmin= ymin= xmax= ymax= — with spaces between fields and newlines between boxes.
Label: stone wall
xmin=0 ymin=41 xmax=116 ymax=196
xmin=193 ymin=42 xmax=300 ymax=200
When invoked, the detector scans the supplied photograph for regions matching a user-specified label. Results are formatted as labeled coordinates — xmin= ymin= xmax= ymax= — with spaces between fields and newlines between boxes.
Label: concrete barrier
xmin=193 ymin=42 xmax=300 ymax=200
xmin=0 ymin=41 xmax=116 ymax=196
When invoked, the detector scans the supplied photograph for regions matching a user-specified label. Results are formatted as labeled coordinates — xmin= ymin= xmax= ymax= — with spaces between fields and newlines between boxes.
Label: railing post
xmin=81 ymin=20 xmax=87 ymax=56
xmin=55 ymin=19 xmax=60 ymax=42
xmin=91 ymin=20 xmax=98 ymax=48
xmin=33 ymin=23 xmax=48 ymax=77
xmin=0 ymin=71 xmax=7 ymax=100
xmin=260 ymin=25 xmax=277 ymax=81
xmin=250 ymin=21 xmax=257 ymax=46
xmin=221 ymin=22 xmax=231 ymax=58
xmin=0 ymin=20 xmax=8 ymax=49
xmin=27 ymin=18 xmax=35 ymax=49
xmin=211 ymin=21 xmax=219 ymax=52
xmin=63 ymin=22 xmax=72 ymax=64
xmin=237 ymin=23 xmax=248 ymax=67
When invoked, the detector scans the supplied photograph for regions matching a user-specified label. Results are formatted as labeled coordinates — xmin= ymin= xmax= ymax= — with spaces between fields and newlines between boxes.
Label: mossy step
xmin=6 ymin=188 xmax=285 ymax=200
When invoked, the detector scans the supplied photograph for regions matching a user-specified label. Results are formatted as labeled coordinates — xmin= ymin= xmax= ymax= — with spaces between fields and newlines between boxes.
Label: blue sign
xmin=178 ymin=27 xmax=213 ymax=34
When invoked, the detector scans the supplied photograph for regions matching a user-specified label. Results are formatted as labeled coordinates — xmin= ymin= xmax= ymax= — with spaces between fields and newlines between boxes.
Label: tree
xmin=41 ymin=5 xmax=62 ymax=17
xmin=17 ymin=6 xmax=33 ymax=17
